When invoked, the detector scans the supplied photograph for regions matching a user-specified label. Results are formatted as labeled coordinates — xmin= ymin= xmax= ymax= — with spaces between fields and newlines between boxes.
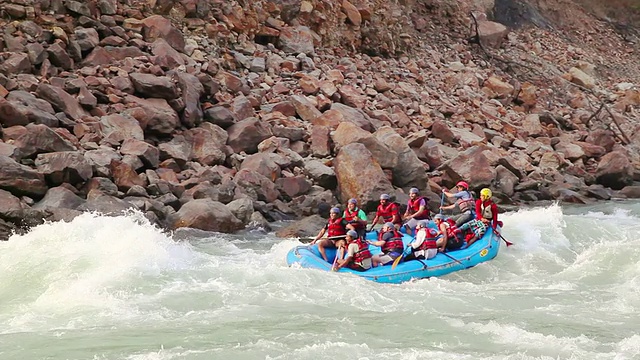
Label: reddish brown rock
xmin=310 ymin=125 xmax=331 ymax=158
xmin=167 ymin=198 xmax=243 ymax=233
xmin=120 ymin=138 xmax=160 ymax=168
xmin=142 ymin=15 xmax=185 ymax=52
xmin=290 ymin=94 xmax=322 ymax=122
xmin=35 ymin=151 xmax=93 ymax=186
xmin=186 ymin=124 xmax=228 ymax=166
xmin=439 ymin=145 xmax=498 ymax=189
xmin=226 ymin=118 xmax=273 ymax=154
xmin=342 ymin=0 xmax=362 ymax=26
xmin=276 ymin=175 xmax=312 ymax=198
xmin=129 ymin=73 xmax=178 ymax=100
xmin=12 ymin=123 xmax=77 ymax=160
xmin=277 ymin=26 xmax=315 ymax=55
xmin=234 ymin=169 xmax=279 ymax=203
xmin=36 ymin=84 xmax=89 ymax=121
xmin=110 ymin=159 xmax=147 ymax=191
xmin=334 ymin=143 xmax=394 ymax=209
xmin=374 ymin=126 xmax=426 ymax=189
xmin=595 ymin=151 xmax=633 ymax=190
xmin=0 ymin=53 xmax=31 ymax=75
xmin=333 ymin=122 xmax=397 ymax=169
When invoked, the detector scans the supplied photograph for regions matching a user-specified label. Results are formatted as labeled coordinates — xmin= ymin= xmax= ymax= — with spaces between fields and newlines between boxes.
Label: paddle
xmin=391 ymin=245 xmax=410 ymax=270
xmin=495 ymin=230 xmax=514 ymax=247
xmin=440 ymin=251 xmax=463 ymax=265
xmin=331 ymin=246 xmax=344 ymax=271
xmin=439 ymin=191 xmax=445 ymax=214
xmin=299 ymin=235 xmax=347 ymax=244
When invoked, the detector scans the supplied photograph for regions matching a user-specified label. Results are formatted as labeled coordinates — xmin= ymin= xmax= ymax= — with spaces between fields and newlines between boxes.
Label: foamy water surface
xmin=0 ymin=203 xmax=639 ymax=360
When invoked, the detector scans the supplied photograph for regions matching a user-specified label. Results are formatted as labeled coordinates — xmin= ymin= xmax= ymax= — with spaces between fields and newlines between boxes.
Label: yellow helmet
xmin=480 ymin=188 xmax=492 ymax=198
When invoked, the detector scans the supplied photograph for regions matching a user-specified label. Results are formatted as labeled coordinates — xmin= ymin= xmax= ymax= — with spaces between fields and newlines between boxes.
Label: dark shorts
xmin=446 ymin=234 xmax=464 ymax=250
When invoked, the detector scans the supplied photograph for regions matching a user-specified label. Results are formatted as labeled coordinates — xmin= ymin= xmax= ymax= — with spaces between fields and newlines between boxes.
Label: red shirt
xmin=475 ymin=199 xmax=498 ymax=229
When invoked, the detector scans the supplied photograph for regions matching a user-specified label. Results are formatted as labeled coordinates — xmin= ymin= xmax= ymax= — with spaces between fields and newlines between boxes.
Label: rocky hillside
xmin=1 ymin=0 xmax=639 ymax=240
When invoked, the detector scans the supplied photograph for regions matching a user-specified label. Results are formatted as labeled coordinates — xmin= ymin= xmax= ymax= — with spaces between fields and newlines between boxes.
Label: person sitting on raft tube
xmin=402 ymin=187 xmax=430 ymax=235
xmin=440 ymin=181 xmax=475 ymax=227
xmin=370 ymin=194 xmax=402 ymax=230
xmin=312 ymin=207 xmax=358 ymax=262
xmin=333 ymin=230 xmax=373 ymax=272
xmin=457 ymin=218 xmax=487 ymax=247
xmin=368 ymin=222 xmax=404 ymax=267
xmin=433 ymin=214 xmax=464 ymax=252
xmin=476 ymin=188 xmax=499 ymax=231
xmin=404 ymin=220 xmax=438 ymax=262
xmin=343 ymin=198 xmax=368 ymax=239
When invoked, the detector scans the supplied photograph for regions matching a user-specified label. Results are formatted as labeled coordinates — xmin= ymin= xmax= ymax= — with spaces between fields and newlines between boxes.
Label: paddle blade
xmin=391 ymin=254 xmax=403 ymax=270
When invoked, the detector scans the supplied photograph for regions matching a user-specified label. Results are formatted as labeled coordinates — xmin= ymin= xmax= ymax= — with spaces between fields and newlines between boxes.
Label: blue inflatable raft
xmin=286 ymin=225 xmax=502 ymax=284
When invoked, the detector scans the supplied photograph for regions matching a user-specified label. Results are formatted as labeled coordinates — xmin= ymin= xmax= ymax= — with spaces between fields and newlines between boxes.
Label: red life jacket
xmin=344 ymin=208 xmax=364 ymax=230
xmin=377 ymin=202 xmax=401 ymax=224
xmin=442 ymin=222 xmax=464 ymax=249
xmin=349 ymin=238 xmax=372 ymax=268
xmin=327 ymin=217 xmax=346 ymax=237
xmin=379 ymin=229 xmax=404 ymax=253
xmin=407 ymin=196 xmax=430 ymax=220
xmin=417 ymin=228 xmax=439 ymax=250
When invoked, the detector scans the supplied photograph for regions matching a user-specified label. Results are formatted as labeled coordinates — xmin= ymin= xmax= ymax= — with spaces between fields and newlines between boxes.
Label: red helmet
xmin=456 ymin=181 xmax=469 ymax=190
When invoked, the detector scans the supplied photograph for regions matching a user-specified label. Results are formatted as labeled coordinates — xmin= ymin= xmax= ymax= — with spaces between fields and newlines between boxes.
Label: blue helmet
xmin=330 ymin=207 xmax=341 ymax=214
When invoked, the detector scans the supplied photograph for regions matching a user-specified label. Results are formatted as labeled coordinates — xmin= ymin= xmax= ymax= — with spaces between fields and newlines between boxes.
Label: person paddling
xmin=404 ymin=220 xmax=438 ymax=262
xmin=312 ymin=207 xmax=355 ymax=262
xmin=441 ymin=181 xmax=475 ymax=227
xmin=368 ymin=222 xmax=404 ymax=267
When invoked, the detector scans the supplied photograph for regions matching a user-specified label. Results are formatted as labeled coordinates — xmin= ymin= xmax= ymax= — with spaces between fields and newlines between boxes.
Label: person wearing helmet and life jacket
xmin=404 ymin=220 xmax=438 ymax=262
xmin=402 ymin=187 xmax=430 ymax=235
xmin=476 ymin=188 xmax=499 ymax=231
xmin=370 ymin=193 xmax=401 ymax=229
xmin=343 ymin=198 xmax=368 ymax=238
xmin=312 ymin=207 xmax=357 ymax=262
xmin=441 ymin=181 xmax=475 ymax=227
xmin=433 ymin=214 xmax=464 ymax=252
xmin=368 ymin=222 xmax=405 ymax=267
xmin=333 ymin=230 xmax=373 ymax=272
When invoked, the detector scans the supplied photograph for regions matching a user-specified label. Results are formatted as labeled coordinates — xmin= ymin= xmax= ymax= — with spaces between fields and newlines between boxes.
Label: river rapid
xmin=1 ymin=202 xmax=639 ymax=360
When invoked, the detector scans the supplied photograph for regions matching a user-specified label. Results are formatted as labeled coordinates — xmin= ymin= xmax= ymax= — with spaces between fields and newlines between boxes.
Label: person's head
xmin=480 ymin=188 xmax=492 ymax=201
xmin=409 ymin=187 xmax=420 ymax=199
xmin=346 ymin=229 xmax=358 ymax=240
xmin=379 ymin=193 xmax=390 ymax=204
xmin=456 ymin=181 xmax=469 ymax=191
xmin=330 ymin=207 xmax=341 ymax=218
xmin=416 ymin=220 xmax=428 ymax=229
xmin=383 ymin=222 xmax=394 ymax=231
xmin=347 ymin=198 xmax=357 ymax=210
xmin=433 ymin=214 xmax=445 ymax=224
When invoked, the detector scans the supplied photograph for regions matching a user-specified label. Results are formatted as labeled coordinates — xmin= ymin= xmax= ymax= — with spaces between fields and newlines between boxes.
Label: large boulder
xmin=439 ymin=145 xmax=498 ymax=189
xmin=12 ymin=123 xmax=77 ymax=160
xmin=275 ymin=214 xmax=328 ymax=239
xmin=334 ymin=143 xmax=394 ymax=210
xmin=226 ymin=117 xmax=272 ymax=154
xmin=33 ymin=186 xmax=86 ymax=210
xmin=374 ymin=126 xmax=426 ymax=189
xmin=167 ymin=198 xmax=243 ymax=233
xmin=35 ymin=152 xmax=93 ymax=186
xmin=0 ymin=155 xmax=47 ymax=198
xmin=303 ymin=159 xmax=337 ymax=189
xmin=332 ymin=122 xmax=398 ymax=169
xmin=234 ymin=169 xmax=279 ymax=203
xmin=595 ymin=151 xmax=634 ymax=190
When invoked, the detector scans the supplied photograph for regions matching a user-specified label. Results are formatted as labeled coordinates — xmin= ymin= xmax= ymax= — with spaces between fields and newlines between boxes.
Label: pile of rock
xmin=0 ymin=0 xmax=639 ymax=240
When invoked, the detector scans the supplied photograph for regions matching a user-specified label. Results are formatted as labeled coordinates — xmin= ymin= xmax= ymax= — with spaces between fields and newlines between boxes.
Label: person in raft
xmin=476 ymin=188 xmax=499 ymax=231
xmin=433 ymin=214 xmax=464 ymax=252
xmin=402 ymin=187 xmax=430 ymax=235
xmin=343 ymin=198 xmax=368 ymax=239
xmin=440 ymin=181 xmax=476 ymax=227
xmin=370 ymin=194 xmax=402 ymax=230
xmin=368 ymin=222 xmax=404 ymax=267
xmin=312 ymin=207 xmax=358 ymax=262
xmin=333 ymin=230 xmax=373 ymax=272
xmin=404 ymin=220 xmax=438 ymax=262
